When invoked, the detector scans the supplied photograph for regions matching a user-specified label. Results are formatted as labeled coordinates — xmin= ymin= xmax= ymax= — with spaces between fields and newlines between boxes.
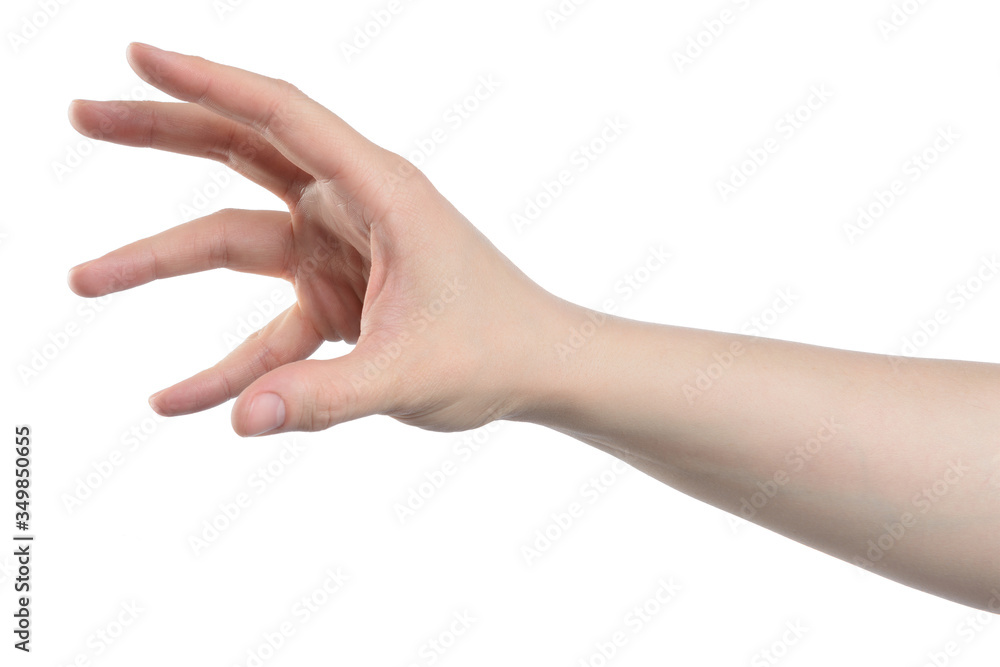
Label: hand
xmin=63 ymin=46 xmax=1000 ymax=615
xmin=67 ymin=43 xmax=567 ymax=437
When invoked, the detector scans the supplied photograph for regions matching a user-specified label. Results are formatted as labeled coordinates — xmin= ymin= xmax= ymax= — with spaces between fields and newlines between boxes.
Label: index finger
xmin=125 ymin=42 xmax=383 ymax=187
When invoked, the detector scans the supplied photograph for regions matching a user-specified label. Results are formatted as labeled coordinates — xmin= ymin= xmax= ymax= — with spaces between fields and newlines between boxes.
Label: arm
xmin=67 ymin=43 xmax=999 ymax=614
xmin=508 ymin=303 xmax=1000 ymax=613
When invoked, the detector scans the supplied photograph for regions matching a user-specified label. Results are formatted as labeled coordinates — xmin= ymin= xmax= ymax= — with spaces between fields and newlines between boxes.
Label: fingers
xmin=67 ymin=99 xmax=312 ymax=204
xmin=149 ymin=303 xmax=324 ymax=417
xmin=67 ymin=209 xmax=291 ymax=298
xmin=125 ymin=42 xmax=384 ymax=186
xmin=231 ymin=351 xmax=392 ymax=436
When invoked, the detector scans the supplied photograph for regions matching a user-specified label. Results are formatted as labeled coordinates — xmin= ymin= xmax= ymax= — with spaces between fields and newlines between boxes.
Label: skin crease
xmin=68 ymin=43 xmax=999 ymax=615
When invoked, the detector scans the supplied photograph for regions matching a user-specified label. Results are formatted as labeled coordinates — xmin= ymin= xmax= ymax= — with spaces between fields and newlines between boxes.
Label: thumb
xmin=231 ymin=353 xmax=391 ymax=437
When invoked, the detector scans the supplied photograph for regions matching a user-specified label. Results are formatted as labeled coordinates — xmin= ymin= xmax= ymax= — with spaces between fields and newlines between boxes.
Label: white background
xmin=3 ymin=0 xmax=1000 ymax=665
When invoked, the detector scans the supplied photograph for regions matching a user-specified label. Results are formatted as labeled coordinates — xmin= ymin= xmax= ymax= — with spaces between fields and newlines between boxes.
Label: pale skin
xmin=68 ymin=43 xmax=999 ymax=614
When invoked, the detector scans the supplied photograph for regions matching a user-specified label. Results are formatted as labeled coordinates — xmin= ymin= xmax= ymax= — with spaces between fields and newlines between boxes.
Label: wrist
xmin=501 ymin=294 xmax=611 ymax=429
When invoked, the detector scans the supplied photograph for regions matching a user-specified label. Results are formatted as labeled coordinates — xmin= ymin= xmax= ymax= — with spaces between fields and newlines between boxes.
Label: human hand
xmin=67 ymin=43 xmax=570 ymax=437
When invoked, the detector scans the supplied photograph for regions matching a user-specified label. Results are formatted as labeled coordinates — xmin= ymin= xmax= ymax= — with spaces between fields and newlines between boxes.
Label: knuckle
xmin=253 ymin=338 xmax=284 ymax=374
xmin=304 ymin=399 xmax=335 ymax=432
xmin=256 ymin=95 xmax=289 ymax=137
xmin=372 ymin=152 xmax=430 ymax=214
xmin=309 ymin=375 xmax=359 ymax=431
xmin=254 ymin=79 xmax=305 ymax=138
xmin=207 ymin=221 xmax=230 ymax=269
xmin=108 ymin=253 xmax=148 ymax=290
xmin=215 ymin=367 xmax=236 ymax=400
xmin=386 ymin=152 xmax=427 ymax=188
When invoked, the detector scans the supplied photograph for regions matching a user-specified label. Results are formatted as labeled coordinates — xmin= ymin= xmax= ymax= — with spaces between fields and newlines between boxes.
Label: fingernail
xmin=245 ymin=393 xmax=285 ymax=436
xmin=148 ymin=391 xmax=163 ymax=413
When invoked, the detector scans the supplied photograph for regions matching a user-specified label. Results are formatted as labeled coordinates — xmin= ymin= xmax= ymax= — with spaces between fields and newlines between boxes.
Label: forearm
xmin=511 ymin=299 xmax=1000 ymax=612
